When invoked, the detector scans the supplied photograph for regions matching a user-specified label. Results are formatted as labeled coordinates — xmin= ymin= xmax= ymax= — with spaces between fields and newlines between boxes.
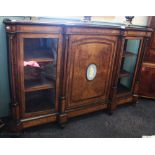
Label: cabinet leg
xmin=107 ymin=109 xmax=113 ymax=115
xmin=0 ymin=119 xmax=5 ymax=129
xmin=133 ymin=95 xmax=139 ymax=105
xmin=59 ymin=122 xmax=66 ymax=129
xmin=107 ymin=104 xmax=113 ymax=116
xmin=58 ymin=113 xmax=68 ymax=129
xmin=8 ymin=120 xmax=23 ymax=133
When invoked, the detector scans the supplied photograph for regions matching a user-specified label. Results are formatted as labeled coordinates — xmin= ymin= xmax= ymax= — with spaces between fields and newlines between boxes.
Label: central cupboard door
xmin=65 ymin=35 xmax=118 ymax=108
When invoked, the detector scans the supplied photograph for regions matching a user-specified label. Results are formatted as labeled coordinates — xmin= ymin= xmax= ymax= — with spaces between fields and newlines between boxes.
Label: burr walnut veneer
xmin=4 ymin=19 xmax=152 ymax=130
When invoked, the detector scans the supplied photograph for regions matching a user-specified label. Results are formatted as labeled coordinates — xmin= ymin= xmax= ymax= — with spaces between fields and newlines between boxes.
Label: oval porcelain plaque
xmin=86 ymin=64 xmax=97 ymax=81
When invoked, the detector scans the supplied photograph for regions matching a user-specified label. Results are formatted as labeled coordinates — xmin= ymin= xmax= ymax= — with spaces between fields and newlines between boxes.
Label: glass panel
xmin=117 ymin=39 xmax=141 ymax=93
xmin=23 ymin=38 xmax=58 ymax=113
xmin=24 ymin=62 xmax=56 ymax=90
xmin=24 ymin=38 xmax=58 ymax=61
xmin=25 ymin=89 xmax=55 ymax=113
xmin=118 ymin=76 xmax=133 ymax=93
xmin=123 ymin=39 xmax=140 ymax=74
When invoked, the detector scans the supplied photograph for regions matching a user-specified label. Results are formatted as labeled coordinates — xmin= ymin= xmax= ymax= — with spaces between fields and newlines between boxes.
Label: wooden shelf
xmin=25 ymin=80 xmax=55 ymax=92
xmin=119 ymin=70 xmax=131 ymax=78
xmin=117 ymin=84 xmax=130 ymax=94
xmin=143 ymin=62 xmax=155 ymax=68
xmin=24 ymin=58 xmax=54 ymax=63
xmin=122 ymin=51 xmax=136 ymax=58
xmin=25 ymin=89 xmax=55 ymax=113
xmin=24 ymin=48 xmax=55 ymax=60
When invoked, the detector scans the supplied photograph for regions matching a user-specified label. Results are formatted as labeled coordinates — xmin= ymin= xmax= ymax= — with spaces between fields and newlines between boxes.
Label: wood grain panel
xmin=127 ymin=31 xmax=147 ymax=37
xmin=66 ymin=35 xmax=117 ymax=108
xmin=151 ymin=34 xmax=155 ymax=49
xmin=139 ymin=16 xmax=155 ymax=98
xmin=139 ymin=64 xmax=155 ymax=98
xmin=66 ymin=27 xmax=120 ymax=35
xmin=17 ymin=25 xmax=62 ymax=33
xmin=145 ymin=49 xmax=155 ymax=62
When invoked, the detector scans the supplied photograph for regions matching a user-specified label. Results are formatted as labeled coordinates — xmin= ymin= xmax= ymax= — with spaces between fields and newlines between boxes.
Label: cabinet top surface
xmin=3 ymin=19 xmax=153 ymax=32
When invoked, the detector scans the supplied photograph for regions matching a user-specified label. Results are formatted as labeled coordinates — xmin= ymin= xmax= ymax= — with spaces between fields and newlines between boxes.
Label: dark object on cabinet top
xmin=3 ymin=18 xmax=153 ymax=32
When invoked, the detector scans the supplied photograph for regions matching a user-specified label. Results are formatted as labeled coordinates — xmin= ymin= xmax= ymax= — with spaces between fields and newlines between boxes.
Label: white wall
xmin=40 ymin=16 xmax=149 ymax=26
xmin=114 ymin=16 xmax=149 ymax=26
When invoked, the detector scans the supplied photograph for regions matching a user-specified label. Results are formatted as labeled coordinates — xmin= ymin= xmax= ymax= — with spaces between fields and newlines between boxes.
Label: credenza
xmin=4 ymin=19 xmax=152 ymax=131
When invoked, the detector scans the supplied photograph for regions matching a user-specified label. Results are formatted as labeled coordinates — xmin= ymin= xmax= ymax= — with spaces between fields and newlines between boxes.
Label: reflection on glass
xmin=24 ymin=62 xmax=56 ymax=89
xmin=24 ymin=38 xmax=58 ymax=61
xmin=117 ymin=39 xmax=141 ymax=93
xmin=25 ymin=89 xmax=55 ymax=113
xmin=23 ymin=38 xmax=58 ymax=113
xmin=118 ymin=77 xmax=132 ymax=93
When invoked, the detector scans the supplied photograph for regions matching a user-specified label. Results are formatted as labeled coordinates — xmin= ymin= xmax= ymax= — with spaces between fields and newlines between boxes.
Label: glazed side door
xmin=65 ymin=35 xmax=118 ymax=109
xmin=17 ymin=33 xmax=63 ymax=118
xmin=116 ymin=37 xmax=144 ymax=96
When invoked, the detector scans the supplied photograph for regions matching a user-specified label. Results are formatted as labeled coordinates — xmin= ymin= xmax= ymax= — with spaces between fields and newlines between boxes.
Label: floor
xmin=0 ymin=99 xmax=155 ymax=138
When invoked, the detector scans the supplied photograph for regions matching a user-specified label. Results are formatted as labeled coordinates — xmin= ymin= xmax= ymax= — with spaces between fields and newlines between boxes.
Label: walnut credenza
xmin=4 ymin=19 xmax=152 ymax=131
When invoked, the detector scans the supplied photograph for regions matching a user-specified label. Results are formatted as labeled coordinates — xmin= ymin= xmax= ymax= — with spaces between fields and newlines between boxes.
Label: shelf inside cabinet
xmin=122 ymin=51 xmax=137 ymax=58
xmin=119 ymin=70 xmax=131 ymax=78
xmin=24 ymin=58 xmax=54 ymax=63
xmin=24 ymin=48 xmax=56 ymax=60
xmin=117 ymin=83 xmax=130 ymax=94
xmin=25 ymin=89 xmax=55 ymax=113
xmin=25 ymin=80 xmax=55 ymax=92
